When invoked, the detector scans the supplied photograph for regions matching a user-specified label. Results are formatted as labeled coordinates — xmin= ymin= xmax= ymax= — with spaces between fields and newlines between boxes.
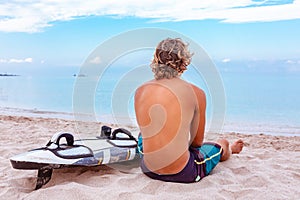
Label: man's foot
xmin=231 ymin=139 xmax=244 ymax=154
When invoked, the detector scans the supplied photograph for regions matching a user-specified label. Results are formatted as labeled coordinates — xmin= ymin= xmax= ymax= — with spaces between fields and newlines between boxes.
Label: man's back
xmin=135 ymin=38 xmax=243 ymax=183
xmin=134 ymin=77 xmax=205 ymax=174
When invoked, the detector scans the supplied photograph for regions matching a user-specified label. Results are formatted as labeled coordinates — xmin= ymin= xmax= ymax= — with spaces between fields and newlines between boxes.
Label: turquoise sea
xmin=0 ymin=65 xmax=299 ymax=136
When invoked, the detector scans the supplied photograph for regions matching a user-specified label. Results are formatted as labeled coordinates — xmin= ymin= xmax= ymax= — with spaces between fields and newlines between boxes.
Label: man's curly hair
xmin=151 ymin=38 xmax=192 ymax=80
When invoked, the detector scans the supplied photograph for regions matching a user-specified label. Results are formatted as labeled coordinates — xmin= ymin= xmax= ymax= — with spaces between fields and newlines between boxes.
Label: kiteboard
xmin=10 ymin=125 xmax=140 ymax=190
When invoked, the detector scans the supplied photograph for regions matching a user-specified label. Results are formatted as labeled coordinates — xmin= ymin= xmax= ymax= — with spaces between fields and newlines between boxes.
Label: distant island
xmin=0 ymin=73 xmax=19 ymax=77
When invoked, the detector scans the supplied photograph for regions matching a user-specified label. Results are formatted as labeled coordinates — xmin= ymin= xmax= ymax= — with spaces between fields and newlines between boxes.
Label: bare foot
xmin=231 ymin=139 xmax=244 ymax=154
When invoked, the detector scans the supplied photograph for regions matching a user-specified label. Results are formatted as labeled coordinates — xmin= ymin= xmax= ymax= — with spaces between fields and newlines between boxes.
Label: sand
xmin=0 ymin=114 xmax=300 ymax=200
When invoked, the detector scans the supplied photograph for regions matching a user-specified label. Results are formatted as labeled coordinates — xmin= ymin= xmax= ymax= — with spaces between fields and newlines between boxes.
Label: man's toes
xmin=231 ymin=139 xmax=244 ymax=154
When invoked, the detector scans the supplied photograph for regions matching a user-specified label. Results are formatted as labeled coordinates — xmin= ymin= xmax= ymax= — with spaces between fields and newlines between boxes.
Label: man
xmin=134 ymin=38 xmax=244 ymax=183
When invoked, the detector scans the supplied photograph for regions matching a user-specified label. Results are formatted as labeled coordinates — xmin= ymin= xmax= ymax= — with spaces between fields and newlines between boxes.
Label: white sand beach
xmin=0 ymin=114 xmax=300 ymax=200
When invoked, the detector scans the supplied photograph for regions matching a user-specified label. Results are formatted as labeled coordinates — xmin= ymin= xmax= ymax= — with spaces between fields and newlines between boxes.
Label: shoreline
xmin=1 ymin=106 xmax=299 ymax=137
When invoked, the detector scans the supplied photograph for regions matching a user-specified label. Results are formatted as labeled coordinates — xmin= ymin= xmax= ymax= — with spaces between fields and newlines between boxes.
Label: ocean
xmin=0 ymin=66 xmax=299 ymax=136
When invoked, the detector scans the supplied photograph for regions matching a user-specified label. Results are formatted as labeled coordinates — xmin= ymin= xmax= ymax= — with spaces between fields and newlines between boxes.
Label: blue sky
xmin=0 ymin=0 xmax=300 ymax=74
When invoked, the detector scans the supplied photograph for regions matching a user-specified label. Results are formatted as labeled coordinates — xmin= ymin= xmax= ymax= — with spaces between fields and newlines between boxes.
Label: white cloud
xmin=89 ymin=56 xmax=102 ymax=64
xmin=24 ymin=57 xmax=33 ymax=63
xmin=0 ymin=57 xmax=33 ymax=63
xmin=286 ymin=60 xmax=296 ymax=64
xmin=222 ymin=58 xmax=231 ymax=63
xmin=0 ymin=0 xmax=300 ymax=33
xmin=286 ymin=59 xmax=300 ymax=64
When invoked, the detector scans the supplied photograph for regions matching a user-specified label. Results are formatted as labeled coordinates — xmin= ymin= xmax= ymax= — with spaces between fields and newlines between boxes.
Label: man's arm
xmin=189 ymin=84 xmax=206 ymax=148
xmin=134 ymin=86 xmax=146 ymax=127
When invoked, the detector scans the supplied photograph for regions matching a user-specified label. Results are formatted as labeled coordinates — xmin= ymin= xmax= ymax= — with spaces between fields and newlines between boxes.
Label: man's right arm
xmin=189 ymin=84 xmax=206 ymax=148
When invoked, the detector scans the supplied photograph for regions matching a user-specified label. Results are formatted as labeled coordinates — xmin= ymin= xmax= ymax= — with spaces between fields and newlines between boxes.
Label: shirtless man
xmin=134 ymin=38 xmax=244 ymax=183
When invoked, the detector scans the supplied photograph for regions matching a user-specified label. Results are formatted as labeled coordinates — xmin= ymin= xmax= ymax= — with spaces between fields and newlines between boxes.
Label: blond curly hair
xmin=151 ymin=38 xmax=192 ymax=80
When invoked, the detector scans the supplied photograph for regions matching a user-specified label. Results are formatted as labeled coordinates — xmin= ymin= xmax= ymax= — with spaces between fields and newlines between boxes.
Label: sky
xmin=0 ymin=0 xmax=300 ymax=75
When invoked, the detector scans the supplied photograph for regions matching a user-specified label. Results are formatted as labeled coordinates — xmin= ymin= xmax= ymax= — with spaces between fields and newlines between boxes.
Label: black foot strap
xmin=35 ymin=166 xmax=53 ymax=190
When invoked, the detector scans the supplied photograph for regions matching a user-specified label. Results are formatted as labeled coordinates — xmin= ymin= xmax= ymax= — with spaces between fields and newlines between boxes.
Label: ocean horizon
xmin=0 ymin=64 xmax=299 ymax=136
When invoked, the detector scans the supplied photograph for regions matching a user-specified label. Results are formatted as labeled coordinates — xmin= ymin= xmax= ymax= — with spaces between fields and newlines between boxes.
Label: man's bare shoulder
xmin=135 ymin=80 xmax=155 ymax=92
xmin=136 ymin=80 xmax=205 ymax=96
xmin=134 ymin=80 xmax=158 ymax=99
xmin=136 ymin=80 xmax=155 ymax=88
xmin=189 ymin=83 xmax=206 ymax=98
xmin=187 ymin=83 xmax=206 ymax=110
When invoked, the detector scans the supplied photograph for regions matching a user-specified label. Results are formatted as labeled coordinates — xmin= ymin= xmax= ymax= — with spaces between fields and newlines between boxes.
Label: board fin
xmin=35 ymin=166 xmax=53 ymax=190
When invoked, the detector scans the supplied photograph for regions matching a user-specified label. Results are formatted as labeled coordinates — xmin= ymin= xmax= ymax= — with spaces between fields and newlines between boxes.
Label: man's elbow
xmin=190 ymin=140 xmax=203 ymax=148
